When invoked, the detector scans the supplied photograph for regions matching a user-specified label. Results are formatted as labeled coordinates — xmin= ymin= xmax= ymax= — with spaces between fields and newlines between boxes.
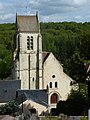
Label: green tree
xmin=0 ymin=101 xmax=20 ymax=115
xmin=0 ymin=51 xmax=12 ymax=80
xmin=56 ymin=89 xmax=89 ymax=116
xmin=79 ymin=32 xmax=90 ymax=60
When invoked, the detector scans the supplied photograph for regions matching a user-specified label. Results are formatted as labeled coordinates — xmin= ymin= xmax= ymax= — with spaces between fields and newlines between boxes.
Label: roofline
xmin=18 ymin=31 xmax=39 ymax=33
xmin=16 ymin=13 xmax=40 ymax=33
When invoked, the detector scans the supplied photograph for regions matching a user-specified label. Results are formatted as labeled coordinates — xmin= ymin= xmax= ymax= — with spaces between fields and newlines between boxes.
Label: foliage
xmin=0 ymin=22 xmax=90 ymax=83
xmin=52 ymin=89 xmax=89 ymax=116
xmin=64 ymin=52 xmax=87 ymax=83
xmin=79 ymin=31 xmax=90 ymax=60
xmin=0 ymin=101 xmax=20 ymax=115
xmin=0 ymin=23 xmax=15 ymax=80
xmin=41 ymin=22 xmax=90 ymax=83
xmin=0 ymin=51 xmax=12 ymax=79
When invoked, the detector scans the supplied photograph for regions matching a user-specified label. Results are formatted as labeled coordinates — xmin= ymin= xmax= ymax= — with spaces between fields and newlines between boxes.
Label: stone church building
xmin=12 ymin=13 xmax=76 ymax=113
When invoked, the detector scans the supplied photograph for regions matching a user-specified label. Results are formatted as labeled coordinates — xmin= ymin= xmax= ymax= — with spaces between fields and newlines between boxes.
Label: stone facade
xmin=12 ymin=13 xmax=77 ymax=111
xmin=12 ymin=14 xmax=42 ymax=89
xmin=43 ymin=52 xmax=75 ymax=109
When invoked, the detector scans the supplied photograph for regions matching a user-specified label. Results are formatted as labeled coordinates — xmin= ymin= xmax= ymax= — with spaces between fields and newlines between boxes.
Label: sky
xmin=0 ymin=0 xmax=90 ymax=23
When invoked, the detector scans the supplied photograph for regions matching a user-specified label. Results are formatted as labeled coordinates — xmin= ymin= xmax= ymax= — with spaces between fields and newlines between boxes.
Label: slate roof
xmin=15 ymin=89 xmax=48 ymax=107
xmin=42 ymin=52 xmax=50 ymax=63
xmin=16 ymin=15 xmax=39 ymax=32
xmin=0 ymin=80 xmax=21 ymax=102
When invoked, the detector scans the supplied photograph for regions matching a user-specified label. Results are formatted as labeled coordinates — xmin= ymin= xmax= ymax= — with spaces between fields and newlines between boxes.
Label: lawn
xmin=40 ymin=116 xmax=88 ymax=120
xmin=40 ymin=117 xmax=58 ymax=120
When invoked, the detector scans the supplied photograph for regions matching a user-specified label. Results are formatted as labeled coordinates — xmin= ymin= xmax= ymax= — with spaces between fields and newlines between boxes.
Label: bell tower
xmin=12 ymin=13 xmax=43 ymax=89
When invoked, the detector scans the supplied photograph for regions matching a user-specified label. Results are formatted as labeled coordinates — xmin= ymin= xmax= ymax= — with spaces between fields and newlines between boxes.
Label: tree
xmin=64 ymin=52 xmax=86 ymax=83
xmin=56 ymin=90 xmax=89 ymax=116
xmin=0 ymin=52 xmax=12 ymax=80
xmin=0 ymin=101 xmax=20 ymax=115
xmin=79 ymin=32 xmax=90 ymax=60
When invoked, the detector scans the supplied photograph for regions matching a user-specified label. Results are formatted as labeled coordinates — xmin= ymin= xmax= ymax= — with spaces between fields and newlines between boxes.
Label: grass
xmin=40 ymin=117 xmax=57 ymax=120
xmin=80 ymin=116 xmax=88 ymax=120
xmin=40 ymin=116 xmax=88 ymax=120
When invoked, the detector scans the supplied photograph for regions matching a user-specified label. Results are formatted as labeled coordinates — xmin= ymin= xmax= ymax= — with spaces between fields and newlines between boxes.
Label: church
xmin=12 ymin=13 xmax=77 ymax=114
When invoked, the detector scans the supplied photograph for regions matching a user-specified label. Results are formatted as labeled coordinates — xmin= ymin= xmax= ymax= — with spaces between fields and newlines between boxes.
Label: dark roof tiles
xmin=42 ymin=52 xmax=50 ymax=63
xmin=16 ymin=90 xmax=48 ymax=107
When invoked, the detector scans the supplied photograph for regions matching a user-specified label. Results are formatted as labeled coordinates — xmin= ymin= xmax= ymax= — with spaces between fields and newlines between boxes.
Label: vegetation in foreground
xmin=0 ymin=101 xmax=20 ymax=115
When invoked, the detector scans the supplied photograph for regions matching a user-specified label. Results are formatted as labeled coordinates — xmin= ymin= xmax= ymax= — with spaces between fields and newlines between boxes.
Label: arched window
xmin=50 ymin=93 xmax=58 ymax=104
xmin=55 ymin=82 xmax=58 ymax=88
xmin=50 ymin=82 xmax=52 ymax=88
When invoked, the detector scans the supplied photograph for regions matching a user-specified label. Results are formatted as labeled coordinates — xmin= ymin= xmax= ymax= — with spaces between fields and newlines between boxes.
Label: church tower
xmin=12 ymin=13 xmax=43 ymax=89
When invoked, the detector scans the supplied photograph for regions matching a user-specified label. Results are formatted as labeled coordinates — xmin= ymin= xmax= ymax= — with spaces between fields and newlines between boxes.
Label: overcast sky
xmin=0 ymin=0 xmax=90 ymax=23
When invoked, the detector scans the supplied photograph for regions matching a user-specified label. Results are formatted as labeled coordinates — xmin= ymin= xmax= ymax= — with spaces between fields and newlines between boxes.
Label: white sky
xmin=0 ymin=0 xmax=90 ymax=23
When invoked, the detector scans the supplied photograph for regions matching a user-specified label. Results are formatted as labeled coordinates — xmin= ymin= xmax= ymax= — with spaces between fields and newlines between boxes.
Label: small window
xmin=4 ymin=90 xmax=7 ymax=93
xmin=27 ymin=36 xmax=33 ymax=50
xmin=52 ymin=75 xmax=55 ymax=78
xmin=30 ymin=36 xmax=33 ymax=50
xmin=31 ymin=36 xmax=33 ymax=39
xmin=18 ymin=35 xmax=20 ymax=50
xmin=27 ymin=36 xmax=29 ymax=39
xmin=50 ymin=82 xmax=52 ymax=88
xmin=27 ymin=36 xmax=30 ymax=50
xmin=55 ymin=82 xmax=57 ymax=88
xmin=32 ymin=77 xmax=34 ymax=81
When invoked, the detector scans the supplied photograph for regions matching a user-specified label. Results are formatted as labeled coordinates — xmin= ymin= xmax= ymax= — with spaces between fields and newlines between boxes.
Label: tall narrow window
xmin=27 ymin=36 xmax=30 ymax=50
xmin=18 ymin=35 xmax=20 ymax=51
xmin=50 ymin=82 xmax=52 ymax=88
xmin=30 ymin=36 xmax=33 ymax=50
xmin=55 ymin=82 xmax=58 ymax=88
xmin=32 ymin=77 xmax=34 ymax=81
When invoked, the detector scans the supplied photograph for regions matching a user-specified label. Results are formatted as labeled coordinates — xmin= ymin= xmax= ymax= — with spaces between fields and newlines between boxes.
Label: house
xmin=12 ymin=13 xmax=77 ymax=114
xmin=15 ymin=89 xmax=48 ymax=115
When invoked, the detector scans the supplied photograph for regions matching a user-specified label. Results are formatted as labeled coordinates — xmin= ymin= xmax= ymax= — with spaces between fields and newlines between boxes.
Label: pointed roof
xmin=42 ymin=52 xmax=50 ymax=63
xmin=15 ymin=89 xmax=48 ymax=107
xmin=16 ymin=14 xmax=39 ymax=32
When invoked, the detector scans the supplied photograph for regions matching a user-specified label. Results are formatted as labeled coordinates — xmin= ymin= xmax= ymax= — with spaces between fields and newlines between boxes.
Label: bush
xmin=55 ymin=90 xmax=89 ymax=116
xmin=0 ymin=101 xmax=20 ymax=115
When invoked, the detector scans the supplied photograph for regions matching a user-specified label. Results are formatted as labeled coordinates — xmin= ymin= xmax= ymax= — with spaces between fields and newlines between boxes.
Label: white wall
xmin=43 ymin=53 xmax=74 ymax=108
xmin=23 ymin=100 xmax=47 ymax=115
xmin=13 ymin=32 xmax=43 ymax=89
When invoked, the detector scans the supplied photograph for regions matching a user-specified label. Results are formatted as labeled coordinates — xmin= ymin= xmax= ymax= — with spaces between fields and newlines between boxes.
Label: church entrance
xmin=50 ymin=93 xmax=58 ymax=104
